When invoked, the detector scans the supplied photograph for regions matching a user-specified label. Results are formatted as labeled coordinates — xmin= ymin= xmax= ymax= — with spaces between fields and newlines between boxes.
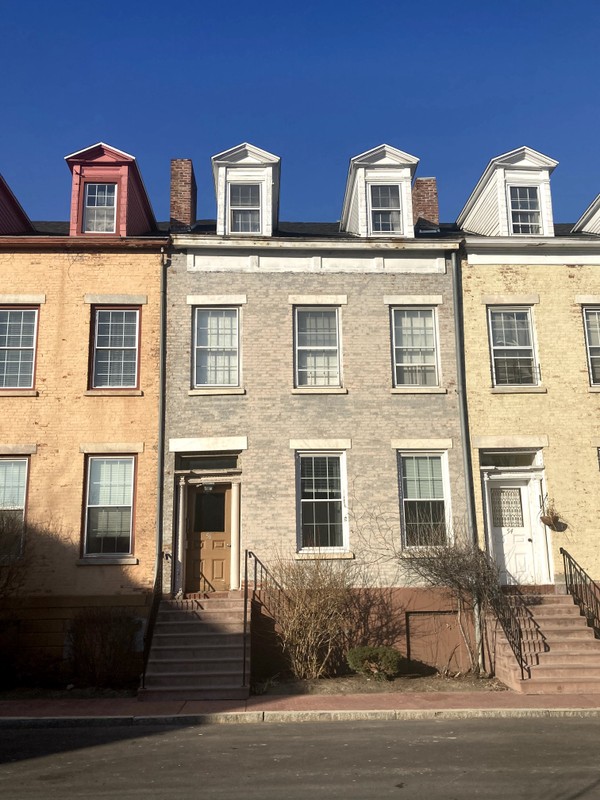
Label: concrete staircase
xmin=138 ymin=592 xmax=249 ymax=701
xmin=493 ymin=594 xmax=600 ymax=694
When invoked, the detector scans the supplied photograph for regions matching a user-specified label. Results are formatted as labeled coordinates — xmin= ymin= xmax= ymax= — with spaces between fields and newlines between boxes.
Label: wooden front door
xmin=185 ymin=485 xmax=231 ymax=593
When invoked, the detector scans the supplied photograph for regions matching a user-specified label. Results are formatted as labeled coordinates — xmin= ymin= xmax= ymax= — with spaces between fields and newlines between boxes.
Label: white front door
xmin=487 ymin=479 xmax=549 ymax=585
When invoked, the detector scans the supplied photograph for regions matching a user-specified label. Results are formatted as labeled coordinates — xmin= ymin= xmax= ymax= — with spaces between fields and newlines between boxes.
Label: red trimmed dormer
xmin=65 ymin=142 xmax=156 ymax=237
xmin=0 ymin=174 xmax=33 ymax=234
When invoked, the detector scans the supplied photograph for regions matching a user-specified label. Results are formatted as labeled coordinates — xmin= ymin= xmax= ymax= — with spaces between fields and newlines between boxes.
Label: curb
xmin=1 ymin=707 xmax=600 ymax=728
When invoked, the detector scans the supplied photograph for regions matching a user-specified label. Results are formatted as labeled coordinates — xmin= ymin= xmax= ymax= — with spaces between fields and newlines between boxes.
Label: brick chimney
xmin=412 ymin=177 xmax=439 ymax=232
xmin=170 ymin=159 xmax=197 ymax=231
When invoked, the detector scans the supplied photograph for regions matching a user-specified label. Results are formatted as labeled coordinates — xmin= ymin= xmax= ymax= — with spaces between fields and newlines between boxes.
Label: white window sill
xmin=291 ymin=387 xmax=348 ymax=395
xmin=84 ymin=389 xmax=143 ymax=397
xmin=391 ymin=387 xmax=447 ymax=395
xmin=295 ymin=551 xmax=355 ymax=560
xmin=188 ymin=387 xmax=246 ymax=396
xmin=588 ymin=386 xmax=600 ymax=393
xmin=77 ymin=557 xmax=139 ymax=566
xmin=491 ymin=386 xmax=547 ymax=394
xmin=0 ymin=389 xmax=38 ymax=397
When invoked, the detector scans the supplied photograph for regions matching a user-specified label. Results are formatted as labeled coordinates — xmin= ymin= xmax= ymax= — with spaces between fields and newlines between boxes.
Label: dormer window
xmin=230 ymin=184 xmax=261 ymax=234
xmin=509 ymin=186 xmax=541 ymax=235
xmin=370 ymin=185 xmax=402 ymax=234
xmin=84 ymin=183 xmax=117 ymax=233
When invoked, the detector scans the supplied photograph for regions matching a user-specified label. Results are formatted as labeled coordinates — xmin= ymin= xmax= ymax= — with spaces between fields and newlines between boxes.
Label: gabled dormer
xmin=0 ymin=174 xmax=33 ymax=235
xmin=457 ymin=146 xmax=557 ymax=237
xmin=64 ymin=142 xmax=156 ymax=237
xmin=211 ymin=143 xmax=280 ymax=237
xmin=340 ymin=144 xmax=419 ymax=238
xmin=573 ymin=194 xmax=600 ymax=236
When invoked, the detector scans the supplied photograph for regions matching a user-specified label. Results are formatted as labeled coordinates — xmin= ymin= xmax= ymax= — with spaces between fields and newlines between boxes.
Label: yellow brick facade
xmin=462 ymin=259 xmax=600 ymax=582
xmin=0 ymin=248 xmax=162 ymax=634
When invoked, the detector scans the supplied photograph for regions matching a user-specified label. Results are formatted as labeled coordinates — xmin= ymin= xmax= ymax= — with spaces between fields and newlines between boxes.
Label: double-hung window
xmin=295 ymin=307 xmax=341 ymax=387
xmin=194 ymin=307 xmax=240 ymax=387
xmin=488 ymin=307 xmax=538 ymax=386
xmin=298 ymin=452 xmax=348 ymax=550
xmin=583 ymin=308 xmax=600 ymax=385
xmin=92 ymin=308 xmax=140 ymax=388
xmin=509 ymin=186 xmax=541 ymax=235
xmin=399 ymin=453 xmax=449 ymax=547
xmin=0 ymin=307 xmax=38 ymax=389
xmin=83 ymin=183 xmax=117 ymax=233
xmin=229 ymin=184 xmax=261 ymax=233
xmin=0 ymin=458 xmax=27 ymax=558
xmin=392 ymin=308 xmax=438 ymax=386
xmin=84 ymin=456 xmax=134 ymax=556
xmin=370 ymin=184 xmax=402 ymax=234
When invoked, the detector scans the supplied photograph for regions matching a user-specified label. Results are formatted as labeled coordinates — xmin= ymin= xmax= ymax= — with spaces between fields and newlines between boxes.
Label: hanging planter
xmin=540 ymin=498 xmax=568 ymax=532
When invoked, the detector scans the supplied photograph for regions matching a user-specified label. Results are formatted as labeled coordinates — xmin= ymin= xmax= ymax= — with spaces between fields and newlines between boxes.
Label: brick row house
xmin=3 ymin=140 xmax=600 ymax=695
xmin=0 ymin=144 xmax=166 ymax=669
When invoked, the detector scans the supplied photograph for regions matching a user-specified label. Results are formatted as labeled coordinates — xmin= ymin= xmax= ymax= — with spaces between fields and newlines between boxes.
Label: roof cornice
xmin=171 ymin=234 xmax=459 ymax=251
xmin=463 ymin=236 xmax=600 ymax=252
xmin=0 ymin=236 xmax=169 ymax=251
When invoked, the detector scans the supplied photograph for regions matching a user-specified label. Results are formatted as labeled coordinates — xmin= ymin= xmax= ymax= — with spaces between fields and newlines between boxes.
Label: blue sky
xmin=2 ymin=0 xmax=599 ymax=224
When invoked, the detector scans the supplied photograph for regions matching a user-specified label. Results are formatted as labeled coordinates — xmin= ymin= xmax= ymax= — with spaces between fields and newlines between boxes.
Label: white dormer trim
xmin=340 ymin=144 xmax=419 ymax=238
xmin=211 ymin=143 xmax=280 ymax=237
xmin=573 ymin=194 xmax=600 ymax=236
xmin=457 ymin=146 xmax=558 ymax=238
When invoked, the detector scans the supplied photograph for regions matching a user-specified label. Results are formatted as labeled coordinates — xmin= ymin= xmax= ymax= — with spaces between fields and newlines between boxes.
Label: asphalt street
xmin=0 ymin=718 xmax=599 ymax=799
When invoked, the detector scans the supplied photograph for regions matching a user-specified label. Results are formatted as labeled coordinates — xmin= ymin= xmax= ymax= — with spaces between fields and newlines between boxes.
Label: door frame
xmin=174 ymin=473 xmax=241 ymax=596
xmin=482 ymin=469 xmax=553 ymax=586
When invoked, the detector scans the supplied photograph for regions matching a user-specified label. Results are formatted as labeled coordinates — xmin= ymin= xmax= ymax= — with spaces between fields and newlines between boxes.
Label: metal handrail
xmin=561 ymin=547 xmax=600 ymax=637
xmin=486 ymin=583 xmax=530 ymax=681
xmin=141 ymin=551 xmax=164 ymax=688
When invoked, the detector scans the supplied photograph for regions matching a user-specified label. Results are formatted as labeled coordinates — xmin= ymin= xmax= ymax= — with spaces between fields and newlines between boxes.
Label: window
xmin=295 ymin=308 xmax=341 ymax=387
xmin=399 ymin=453 xmax=448 ymax=547
xmin=392 ymin=308 xmax=438 ymax=386
xmin=509 ymin=186 xmax=541 ymax=235
xmin=194 ymin=308 xmax=239 ymax=387
xmin=584 ymin=308 xmax=600 ymax=385
xmin=370 ymin=185 xmax=402 ymax=233
xmin=0 ymin=458 xmax=27 ymax=558
xmin=83 ymin=183 xmax=117 ymax=233
xmin=91 ymin=308 xmax=139 ymax=388
xmin=0 ymin=308 xmax=38 ymax=389
xmin=84 ymin=456 xmax=134 ymax=555
xmin=229 ymin=184 xmax=260 ymax=233
xmin=298 ymin=453 xmax=347 ymax=550
xmin=488 ymin=308 xmax=538 ymax=386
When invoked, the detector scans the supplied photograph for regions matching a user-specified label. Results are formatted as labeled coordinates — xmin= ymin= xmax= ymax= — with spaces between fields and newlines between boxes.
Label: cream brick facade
xmin=0 ymin=247 xmax=163 ymax=652
xmin=462 ymin=255 xmax=600 ymax=582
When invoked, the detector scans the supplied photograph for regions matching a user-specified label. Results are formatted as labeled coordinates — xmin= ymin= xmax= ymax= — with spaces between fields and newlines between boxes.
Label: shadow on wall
xmin=0 ymin=516 xmax=150 ymax=689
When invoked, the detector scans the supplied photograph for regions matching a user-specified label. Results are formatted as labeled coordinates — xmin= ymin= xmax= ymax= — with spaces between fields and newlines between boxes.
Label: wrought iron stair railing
xmin=141 ymin=551 xmax=165 ymax=688
xmin=561 ymin=547 xmax=600 ymax=638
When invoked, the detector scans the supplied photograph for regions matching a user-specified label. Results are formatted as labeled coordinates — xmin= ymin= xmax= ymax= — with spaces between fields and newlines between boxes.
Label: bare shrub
xmin=68 ymin=607 xmax=142 ymax=688
xmin=402 ymin=541 xmax=501 ymax=673
xmin=346 ymin=645 xmax=406 ymax=679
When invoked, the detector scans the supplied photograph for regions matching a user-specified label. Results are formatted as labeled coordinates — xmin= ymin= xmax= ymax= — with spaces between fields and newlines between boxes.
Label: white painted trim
xmin=84 ymin=294 xmax=147 ymax=305
xmin=482 ymin=294 xmax=539 ymax=305
xmin=79 ymin=443 xmax=144 ymax=453
xmin=391 ymin=438 xmax=453 ymax=450
xmin=576 ymin=295 xmax=600 ymax=305
xmin=0 ymin=444 xmax=37 ymax=455
xmin=187 ymin=294 xmax=247 ymax=305
xmin=0 ymin=294 xmax=46 ymax=304
xmin=384 ymin=295 xmax=443 ymax=306
xmin=290 ymin=439 xmax=352 ymax=450
xmin=169 ymin=436 xmax=248 ymax=453
xmin=288 ymin=295 xmax=348 ymax=305
xmin=472 ymin=435 xmax=548 ymax=448
xmin=176 ymin=234 xmax=458 ymax=251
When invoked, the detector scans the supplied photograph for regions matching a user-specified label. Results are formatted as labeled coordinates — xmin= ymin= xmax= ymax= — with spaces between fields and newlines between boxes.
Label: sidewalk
xmin=2 ymin=690 xmax=600 ymax=727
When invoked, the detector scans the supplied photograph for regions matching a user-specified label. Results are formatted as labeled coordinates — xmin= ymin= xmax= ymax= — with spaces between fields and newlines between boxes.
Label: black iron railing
xmin=561 ymin=547 xmax=600 ymax=637
xmin=487 ymin=584 xmax=530 ymax=680
xmin=141 ymin=552 xmax=164 ymax=688
xmin=243 ymin=550 xmax=287 ymax=686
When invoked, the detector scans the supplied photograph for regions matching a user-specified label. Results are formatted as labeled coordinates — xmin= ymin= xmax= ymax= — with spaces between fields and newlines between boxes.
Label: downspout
xmin=155 ymin=243 xmax=169 ymax=591
xmin=451 ymin=249 xmax=483 ymax=672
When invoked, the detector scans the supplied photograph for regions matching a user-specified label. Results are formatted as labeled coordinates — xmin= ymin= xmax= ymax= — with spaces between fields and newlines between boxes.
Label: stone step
xmin=151 ymin=644 xmax=246 ymax=660
xmin=163 ymin=599 xmax=245 ymax=612
xmin=518 ymin=605 xmax=581 ymax=619
xmin=153 ymin=620 xmax=244 ymax=635
xmin=152 ymin=632 xmax=246 ymax=647
xmin=519 ymin=677 xmax=600 ymax=695
xmin=538 ymin=651 xmax=600 ymax=666
xmin=144 ymin=671 xmax=245 ymax=689
xmin=147 ymin=657 xmax=249 ymax=674
xmin=138 ymin=686 xmax=249 ymax=702
xmin=532 ymin=625 xmax=596 ymax=640
xmin=157 ymin=609 xmax=244 ymax=623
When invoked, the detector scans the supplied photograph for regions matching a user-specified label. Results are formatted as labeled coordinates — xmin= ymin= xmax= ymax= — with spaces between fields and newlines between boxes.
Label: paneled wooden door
xmin=185 ymin=485 xmax=231 ymax=593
